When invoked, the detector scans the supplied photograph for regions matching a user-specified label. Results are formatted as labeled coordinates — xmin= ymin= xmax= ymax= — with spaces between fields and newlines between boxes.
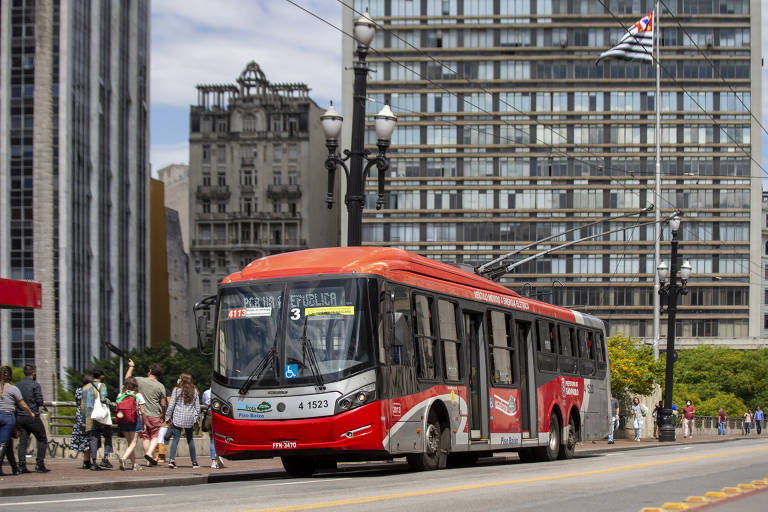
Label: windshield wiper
xmin=238 ymin=330 xmax=279 ymax=395
xmin=301 ymin=314 xmax=325 ymax=390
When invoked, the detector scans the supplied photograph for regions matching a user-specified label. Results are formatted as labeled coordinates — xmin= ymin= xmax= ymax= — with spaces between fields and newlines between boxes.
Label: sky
xmin=150 ymin=0 xmax=342 ymax=173
xmin=150 ymin=0 xmax=768 ymax=179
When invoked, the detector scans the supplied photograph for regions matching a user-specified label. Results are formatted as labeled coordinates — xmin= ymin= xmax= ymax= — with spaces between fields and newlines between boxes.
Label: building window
xmin=217 ymin=202 xmax=226 ymax=213
xmin=202 ymin=145 xmax=210 ymax=162
xmin=764 ymin=314 xmax=768 ymax=330
xmin=288 ymin=171 xmax=298 ymax=185
xmin=273 ymin=172 xmax=282 ymax=185
xmin=273 ymin=201 xmax=281 ymax=213
xmin=243 ymin=115 xmax=256 ymax=132
xmin=289 ymin=202 xmax=297 ymax=216
xmin=202 ymin=173 xmax=211 ymax=186
xmin=288 ymin=144 xmax=297 ymax=160
xmin=202 ymin=201 xmax=210 ymax=214
xmin=273 ymin=144 xmax=282 ymax=162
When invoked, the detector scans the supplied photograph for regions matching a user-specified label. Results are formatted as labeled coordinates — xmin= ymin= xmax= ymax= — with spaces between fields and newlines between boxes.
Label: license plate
xmin=272 ymin=441 xmax=297 ymax=449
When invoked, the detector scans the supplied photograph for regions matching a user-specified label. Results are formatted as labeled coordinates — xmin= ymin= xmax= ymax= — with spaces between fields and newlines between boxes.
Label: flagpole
xmin=653 ymin=1 xmax=661 ymax=361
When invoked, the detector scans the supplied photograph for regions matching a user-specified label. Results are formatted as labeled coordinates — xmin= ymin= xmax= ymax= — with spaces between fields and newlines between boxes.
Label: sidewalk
xmin=0 ymin=433 xmax=755 ymax=497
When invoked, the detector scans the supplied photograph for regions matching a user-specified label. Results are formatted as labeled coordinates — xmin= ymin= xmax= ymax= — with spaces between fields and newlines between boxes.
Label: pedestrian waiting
xmin=743 ymin=409 xmax=753 ymax=435
xmin=124 ymin=359 xmax=166 ymax=467
xmin=0 ymin=365 xmax=34 ymax=476
xmin=116 ymin=377 xmax=146 ymax=471
xmin=682 ymin=400 xmax=695 ymax=439
xmin=630 ymin=397 xmax=647 ymax=441
xmin=754 ymin=406 xmax=763 ymax=435
xmin=202 ymin=387 xmax=225 ymax=468
xmin=718 ymin=408 xmax=727 ymax=435
xmin=83 ymin=368 xmax=114 ymax=470
xmin=165 ymin=373 xmax=200 ymax=469
xmin=15 ymin=364 xmax=49 ymax=473
xmin=70 ymin=374 xmax=92 ymax=469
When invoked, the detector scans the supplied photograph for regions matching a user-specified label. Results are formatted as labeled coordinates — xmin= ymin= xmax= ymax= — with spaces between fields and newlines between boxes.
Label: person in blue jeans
xmin=202 ymin=388 xmax=225 ymax=469
xmin=165 ymin=373 xmax=200 ymax=468
xmin=754 ymin=406 xmax=764 ymax=435
xmin=0 ymin=365 xmax=34 ymax=476
xmin=608 ymin=395 xmax=619 ymax=444
xmin=718 ymin=408 xmax=727 ymax=435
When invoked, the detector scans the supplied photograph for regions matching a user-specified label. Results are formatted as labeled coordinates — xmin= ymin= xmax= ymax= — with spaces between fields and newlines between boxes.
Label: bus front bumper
xmin=211 ymin=401 xmax=386 ymax=459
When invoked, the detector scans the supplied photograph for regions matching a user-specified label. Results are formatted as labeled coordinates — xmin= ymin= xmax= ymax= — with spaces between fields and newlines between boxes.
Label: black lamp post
xmin=657 ymin=214 xmax=692 ymax=442
xmin=320 ymin=10 xmax=396 ymax=247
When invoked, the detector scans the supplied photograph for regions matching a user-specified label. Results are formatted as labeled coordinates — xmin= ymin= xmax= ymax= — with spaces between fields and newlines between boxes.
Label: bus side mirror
xmin=193 ymin=295 xmax=217 ymax=356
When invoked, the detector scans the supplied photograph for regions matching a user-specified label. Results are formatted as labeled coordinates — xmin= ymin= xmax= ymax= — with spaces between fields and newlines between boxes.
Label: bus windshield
xmin=215 ymin=278 xmax=375 ymax=388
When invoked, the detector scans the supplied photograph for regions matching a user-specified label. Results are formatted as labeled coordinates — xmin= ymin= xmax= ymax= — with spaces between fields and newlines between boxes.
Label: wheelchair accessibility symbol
xmin=285 ymin=364 xmax=298 ymax=379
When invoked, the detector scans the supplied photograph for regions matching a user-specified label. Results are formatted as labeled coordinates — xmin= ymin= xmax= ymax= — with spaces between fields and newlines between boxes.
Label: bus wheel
xmin=558 ymin=414 xmax=577 ymax=460
xmin=407 ymin=411 xmax=448 ymax=471
xmin=535 ymin=413 xmax=560 ymax=462
xmin=281 ymin=456 xmax=316 ymax=477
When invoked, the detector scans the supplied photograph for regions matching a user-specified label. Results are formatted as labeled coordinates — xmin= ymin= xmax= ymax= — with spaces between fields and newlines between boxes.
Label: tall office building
xmin=0 ymin=0 xmax=150 ymax=392
xmin=188 ymin=62 xmax=339 ymax=304
xmin=344 ymin=0 xmax=762 ymax=345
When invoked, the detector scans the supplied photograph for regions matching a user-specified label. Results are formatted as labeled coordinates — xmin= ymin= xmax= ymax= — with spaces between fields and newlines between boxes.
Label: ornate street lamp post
xmin=657 ymin=214 xmax=692 ymax=442
xmin=320 ymin=11 xmax=396 ymax=247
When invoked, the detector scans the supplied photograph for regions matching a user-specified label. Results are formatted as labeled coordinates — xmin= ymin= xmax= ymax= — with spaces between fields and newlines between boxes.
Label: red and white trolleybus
xmin=198 ymin=247 xmax=610 ymax=476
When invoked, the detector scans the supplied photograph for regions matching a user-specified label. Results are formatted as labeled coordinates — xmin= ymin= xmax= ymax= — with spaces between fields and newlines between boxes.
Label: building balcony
xmin=240 ymin=184 xmax=255 ymax=195
xmin=267 ymin=183 xmax=302 ymax=199
xmin=196 ymin=185 xmax=231 ymax=200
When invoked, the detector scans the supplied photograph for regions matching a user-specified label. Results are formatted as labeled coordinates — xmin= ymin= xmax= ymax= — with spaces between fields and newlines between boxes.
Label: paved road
xmin=3 ymin=439 xmax=767 ymax=512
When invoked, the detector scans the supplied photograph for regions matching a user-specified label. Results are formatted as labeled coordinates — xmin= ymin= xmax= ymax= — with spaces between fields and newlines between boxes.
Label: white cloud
xmin=151 ymin=1 xmax=342 ymax=110
xmin=151 ymin=141 xmax=190 ymax=175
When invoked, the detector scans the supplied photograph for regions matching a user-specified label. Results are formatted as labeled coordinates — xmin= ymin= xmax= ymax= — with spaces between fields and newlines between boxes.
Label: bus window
xmin=488 ymin=310 xmax=514 ymax=385
xmin=536 ymin=320 xmax=558 ymax=372
xmin=595 ymin=332 xmax=605 ymax=363
xmin=569 ymin=327 xmax=578 ymax=357
xmin=558 ymin=324 xmax=571 ymax=357
xmin=438 ymin=299 xmax=461 ymax=381
xmin=392 ymin=286 xmax=413 ymax=366
xmin=577 ymin=329 xmax=595 ymax=377
xmin=413 ymin=293 xmax=438 ymax=380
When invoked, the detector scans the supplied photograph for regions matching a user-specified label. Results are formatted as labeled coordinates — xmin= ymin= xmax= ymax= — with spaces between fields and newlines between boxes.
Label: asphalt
xmin=0 ymin=433 xmax=754 ymax=497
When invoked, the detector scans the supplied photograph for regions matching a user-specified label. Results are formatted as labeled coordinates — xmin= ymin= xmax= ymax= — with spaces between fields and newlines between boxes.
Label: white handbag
xmin=90 ymin=383 xmax=112 ymax=425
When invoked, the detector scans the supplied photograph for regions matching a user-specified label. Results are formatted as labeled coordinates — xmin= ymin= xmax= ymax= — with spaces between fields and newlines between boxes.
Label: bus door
xmin=463 ymin=311 xmax=489 ymax=441
xmin=514 ymin=317 xmax=537 ymax=439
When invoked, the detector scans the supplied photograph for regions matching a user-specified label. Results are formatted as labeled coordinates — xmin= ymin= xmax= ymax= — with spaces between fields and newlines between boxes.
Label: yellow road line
xmin=243 ymin=446 xmax=768 ymax=512
xmin=642 ymin=477 xmax=768 ymax=511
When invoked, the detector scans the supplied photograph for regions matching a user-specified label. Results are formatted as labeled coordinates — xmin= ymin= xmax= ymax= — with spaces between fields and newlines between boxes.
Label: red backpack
xmin=116 ymin=393 xmax=138 ymax=423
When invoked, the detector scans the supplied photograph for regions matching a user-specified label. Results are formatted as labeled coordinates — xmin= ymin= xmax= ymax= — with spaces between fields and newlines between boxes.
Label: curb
xmin=0 ymin=468 xmax=288 ymax=498
xmin=0 ymin=436 xmax=751 ymax=498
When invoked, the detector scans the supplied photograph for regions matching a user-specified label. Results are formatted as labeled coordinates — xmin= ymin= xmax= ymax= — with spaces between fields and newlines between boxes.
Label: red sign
xmin=0 ymin=278 xmax=42 ymax=309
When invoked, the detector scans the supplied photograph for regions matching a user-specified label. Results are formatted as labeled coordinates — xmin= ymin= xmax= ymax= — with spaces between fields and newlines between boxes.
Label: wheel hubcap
xmin=426 ymin=424 xmax=440 ymax=454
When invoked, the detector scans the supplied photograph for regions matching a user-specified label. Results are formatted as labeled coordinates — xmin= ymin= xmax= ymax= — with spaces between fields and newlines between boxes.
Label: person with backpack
xmin=124 ymin=359 xmax=166 ymax=466
xmin=165 ymin=373 xmax=200 ymax=469
xmin=116 ymin=377 xmax=147 ymax=471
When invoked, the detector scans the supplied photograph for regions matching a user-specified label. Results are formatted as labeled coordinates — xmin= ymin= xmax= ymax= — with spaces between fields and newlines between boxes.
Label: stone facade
xmin=188 ymin=62 xmax=339 ymax=303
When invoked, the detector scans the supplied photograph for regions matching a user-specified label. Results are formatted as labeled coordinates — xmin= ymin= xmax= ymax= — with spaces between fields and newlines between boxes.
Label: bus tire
xmin=558 ymin=414 xmax=577 ymax=460
xmin=407 ymin=410 xmax=448 ymax=471
xmin=281 ymin=456 xmax=316 ymax=477
xmin=535 ymin=413 xmax=560 ymax=462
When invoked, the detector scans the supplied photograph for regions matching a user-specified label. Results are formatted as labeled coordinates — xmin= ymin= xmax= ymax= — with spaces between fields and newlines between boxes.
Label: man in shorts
xmin=125 ymin=359 xmax=166 ymax=466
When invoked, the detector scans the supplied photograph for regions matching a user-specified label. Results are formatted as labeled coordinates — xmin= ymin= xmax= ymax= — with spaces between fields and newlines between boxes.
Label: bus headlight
xmin=210 ymin=394 xmax=233 ymax=419
xmin=335 ymin=384 xmax=375 ymax=415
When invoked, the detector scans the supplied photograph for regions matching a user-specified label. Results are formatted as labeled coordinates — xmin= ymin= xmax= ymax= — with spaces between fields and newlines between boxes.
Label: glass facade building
xmin=0 ymin=0 xmax=150 ymax=376
xmin=343 ymin=0 xmax=762 ymax=343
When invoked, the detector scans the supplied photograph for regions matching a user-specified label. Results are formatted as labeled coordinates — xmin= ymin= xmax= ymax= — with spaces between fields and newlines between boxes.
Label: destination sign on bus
xmin=473 ymin=290 xmax=530 ymax=310
xmin=289 ymin=288 xmax=344 ymax=309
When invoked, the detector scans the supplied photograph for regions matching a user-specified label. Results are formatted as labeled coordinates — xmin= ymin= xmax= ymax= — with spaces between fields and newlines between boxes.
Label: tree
xmin=65 ymin=341 xmax=212 ymax=400
xmin=607 ymin=333 xmax=662 ymax=401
